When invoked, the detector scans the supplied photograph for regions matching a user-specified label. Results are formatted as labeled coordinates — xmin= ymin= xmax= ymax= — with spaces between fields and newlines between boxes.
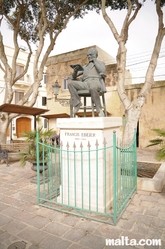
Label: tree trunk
xmin=0 ymin=113 xmax=10 ymax=144
xmin=122 ymin=96 xmax=145 ymax=146
xmin=0 ymin=0 xmax=90 ymax=144
xmin=101 ymin=0 xmax=165 ymax=146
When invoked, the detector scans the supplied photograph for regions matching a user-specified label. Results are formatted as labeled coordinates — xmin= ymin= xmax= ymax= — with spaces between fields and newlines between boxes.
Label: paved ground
xmin=0 ymin=149 xmax=165 ymax=249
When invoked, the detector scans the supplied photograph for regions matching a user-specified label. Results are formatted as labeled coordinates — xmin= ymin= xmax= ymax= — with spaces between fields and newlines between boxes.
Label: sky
xmin=51 ymin=1 xmax=165 ymax=84
xmin=52 ymin=1 xmax=158 ymax=57
xmin=1 ymin=1 xmax=165 ymax=84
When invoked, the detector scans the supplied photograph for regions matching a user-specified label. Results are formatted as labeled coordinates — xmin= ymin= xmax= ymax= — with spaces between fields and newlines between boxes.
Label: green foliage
xmin=147 ymin=128 xmax=165 ymax=161
xmin=0 ymin=0 xmax=98 ymax=43
xmin=0 ymin=0 xmax=152 ymax=44
xmin=0 ymin=0 xmax=164 ymax=46
xmin=19 ymin=127 xmax=54 ymax=166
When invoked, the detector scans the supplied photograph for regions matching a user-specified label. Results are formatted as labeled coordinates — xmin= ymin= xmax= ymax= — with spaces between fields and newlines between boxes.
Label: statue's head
xmin=87 ymin=48 xmax=98 ymax=61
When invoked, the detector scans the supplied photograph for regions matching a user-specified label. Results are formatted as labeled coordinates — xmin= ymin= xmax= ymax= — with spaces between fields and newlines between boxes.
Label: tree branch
xmin=23 ymin=0 xmax=89 ymax=108
xmin=101 ymin=0 xmax=120 ymax=42
xmin=0 ymin=34 xmax=12 ymax=103
xmin=139 ymin=0 xmax=165 ymax=97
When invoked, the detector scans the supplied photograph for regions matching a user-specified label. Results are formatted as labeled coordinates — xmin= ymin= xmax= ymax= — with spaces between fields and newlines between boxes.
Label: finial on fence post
xmin=95 ymin=139 xmax=99 ymax=149
xmin=66 ymin=141 xmax=69 ymax=150
xmin=87 ymin=141 xmax=91 ymax=150
xmin=103 ymin=137 xmax=107 ymax=147
xmin=80 ymin=142 xmax=83 ymax=150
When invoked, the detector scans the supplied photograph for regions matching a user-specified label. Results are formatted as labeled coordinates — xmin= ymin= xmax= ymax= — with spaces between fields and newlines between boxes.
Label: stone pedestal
xmin=57 ymin=117 xmax=122 ymax=212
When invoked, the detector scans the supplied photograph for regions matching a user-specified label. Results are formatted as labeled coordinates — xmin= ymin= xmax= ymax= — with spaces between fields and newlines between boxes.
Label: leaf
xmin=146 ymin=138 xmax=163 ymax=147
xmin=152 ymin=129 xmax=165 ymax=137
xmin=146 ymin=128 xmax=165 ymax=161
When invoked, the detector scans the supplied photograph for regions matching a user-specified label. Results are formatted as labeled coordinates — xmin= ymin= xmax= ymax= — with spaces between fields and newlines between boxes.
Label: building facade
xmin=45 ymin=46 xmax=165 ymax=149
xmin=0 ymin=46 xmax=47 ymax=140
xmin=124 ymin=81 xmax=165 ymax=148
xmin=2 ymin=45 xmax=163 ymax=148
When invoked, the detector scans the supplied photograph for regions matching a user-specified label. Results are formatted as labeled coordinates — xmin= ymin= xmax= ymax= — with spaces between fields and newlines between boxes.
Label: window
xmin=63 ymin=78 xmax=68 ymax=90
xmin=15 ymin=91 xmax=24 ymax=104
xmin=44 ymin=119 xmax=47 ymax=128
xmin=43 ymin=74 xmax=47 ymax=84
xmin=16 ymin=64 xmax=24 ymax=80
xmin=42 ymin=97 xmax=47 ymax=106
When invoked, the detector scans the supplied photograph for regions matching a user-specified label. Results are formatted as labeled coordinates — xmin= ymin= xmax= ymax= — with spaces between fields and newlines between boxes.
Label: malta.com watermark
xmin=105 ymin=236 xmax=161 ymax=247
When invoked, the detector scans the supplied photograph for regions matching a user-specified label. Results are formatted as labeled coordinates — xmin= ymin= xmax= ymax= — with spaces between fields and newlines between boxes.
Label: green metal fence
xmin=36 ymin=132 xmax=137 ymax=225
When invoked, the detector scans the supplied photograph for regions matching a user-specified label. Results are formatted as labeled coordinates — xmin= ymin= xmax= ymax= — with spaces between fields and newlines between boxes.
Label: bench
xmin=0 ymin=146 xmax=9 ymax=166
xmin=1 ymin=142 xmax=30 ymax=152
xmin=0 ymin=143 xmax=30 ymax=166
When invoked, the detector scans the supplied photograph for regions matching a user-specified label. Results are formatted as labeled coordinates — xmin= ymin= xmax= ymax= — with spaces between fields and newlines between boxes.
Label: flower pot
xmin=31 ymin=161 xmax=48 ymax=173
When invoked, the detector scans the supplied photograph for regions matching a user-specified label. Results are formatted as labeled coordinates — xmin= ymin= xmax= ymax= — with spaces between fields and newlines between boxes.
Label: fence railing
xmin=36 ymin=132 xmax=137 ymax=225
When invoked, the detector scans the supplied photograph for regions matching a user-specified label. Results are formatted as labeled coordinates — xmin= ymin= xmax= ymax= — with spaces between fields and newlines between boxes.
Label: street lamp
xmin=52 ymin=80 xmax=61 ymax=101
xmin=51 ymin=79 xmax=70 ymax=106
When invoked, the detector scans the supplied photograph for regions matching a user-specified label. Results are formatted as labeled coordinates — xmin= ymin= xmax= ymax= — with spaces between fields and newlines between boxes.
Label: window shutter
xmin=42 ymin=97 xmax=47 ymax=106
xmin=44 ymin=119 xmax=47 ymax=128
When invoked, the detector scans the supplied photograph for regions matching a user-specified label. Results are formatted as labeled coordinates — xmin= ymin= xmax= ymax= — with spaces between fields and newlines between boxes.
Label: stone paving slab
xmin=0 ymin=157 xmax=165 ymax=249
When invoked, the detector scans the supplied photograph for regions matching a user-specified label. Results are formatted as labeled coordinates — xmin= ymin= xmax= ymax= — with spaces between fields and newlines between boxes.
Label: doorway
xmin=136 ymin=121 xmax=139 ymax=147
xmin=16 ymin=117 xmax=31 ymax=137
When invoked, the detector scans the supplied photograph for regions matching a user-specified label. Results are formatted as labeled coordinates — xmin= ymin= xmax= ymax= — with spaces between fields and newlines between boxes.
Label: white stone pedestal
xmin=57 ymin=117 xmax=122 ymax=213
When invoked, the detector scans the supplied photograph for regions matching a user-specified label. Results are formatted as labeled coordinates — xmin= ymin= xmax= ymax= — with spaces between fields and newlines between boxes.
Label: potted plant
xmin=19 ymin=127 xmax=55 ymax=169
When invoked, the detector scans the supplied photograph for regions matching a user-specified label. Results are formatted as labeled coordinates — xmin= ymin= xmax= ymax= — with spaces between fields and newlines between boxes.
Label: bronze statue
xmin=68 ymin=47 xmax=106 ymax=117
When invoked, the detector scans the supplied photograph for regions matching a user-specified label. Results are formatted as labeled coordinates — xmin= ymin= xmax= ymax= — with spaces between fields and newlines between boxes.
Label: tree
xmin=0 ymin=0 xmax=104 ymax=143
xmin=101 ymin=0 xmax=165 ymax=145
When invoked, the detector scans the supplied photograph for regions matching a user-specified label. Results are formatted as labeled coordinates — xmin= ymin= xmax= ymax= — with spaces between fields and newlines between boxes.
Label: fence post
xmin=113 ymin=131 xmax=117 ymax=224
xmin=36 ymin=132 xmax=40 ymax=204
xmin=103 ymin=138 xmax=107 ymax=213
xmin=36 ymin=130 xmax=137 ymax=225
xmin=133 ymin=130 xmax=137 ymax=191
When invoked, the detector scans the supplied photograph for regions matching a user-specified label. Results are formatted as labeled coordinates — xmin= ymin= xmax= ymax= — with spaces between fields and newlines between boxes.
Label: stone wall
xmin=46 ymin=45 xmax=131 ymax=98
xmin=120 ymin=81 xmax=165 ymax=148
xmin=138 ymin=81 xmax=165 ymax=148
xmin=104 ymin=81 xmax=165 ymax=148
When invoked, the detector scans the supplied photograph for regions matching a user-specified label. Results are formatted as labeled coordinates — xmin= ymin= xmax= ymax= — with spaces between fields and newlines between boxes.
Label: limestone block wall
xmin=139 ymin=81 xmax=165 ymax=148
xmin=105 ymin=86 xmax=121 ymax=117
xmin=120 ymin=81 xmax=165 ymax=148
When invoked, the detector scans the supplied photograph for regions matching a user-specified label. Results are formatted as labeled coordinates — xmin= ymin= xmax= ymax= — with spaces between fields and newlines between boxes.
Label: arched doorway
xmin=16 ymin=117 xmax=31 ymax=138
